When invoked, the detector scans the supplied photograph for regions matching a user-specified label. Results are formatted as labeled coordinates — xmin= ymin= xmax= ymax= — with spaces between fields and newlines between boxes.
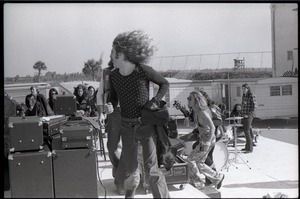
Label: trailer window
xmin=270 ymin=86 xmax=280 ymax=96
xmin=282 ymin=85 xmax=292 ymax=96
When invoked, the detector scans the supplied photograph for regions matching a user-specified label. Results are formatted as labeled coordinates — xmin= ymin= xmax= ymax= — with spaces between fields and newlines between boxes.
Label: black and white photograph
xmin=3 ymin=2 xmax=298 ymax=198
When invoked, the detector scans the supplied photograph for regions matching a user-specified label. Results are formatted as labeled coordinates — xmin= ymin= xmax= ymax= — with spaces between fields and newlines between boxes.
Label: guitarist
xmin=174 ymin=90 xmax=224 ymax=186
xmin=185 ymin=91 xmax=225 ymax=189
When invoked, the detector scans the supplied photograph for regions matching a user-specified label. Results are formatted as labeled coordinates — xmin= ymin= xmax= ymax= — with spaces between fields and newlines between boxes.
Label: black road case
xmin=52 ymin=148 xmax=98 ymax=198
xmin=4 ymin=93 xmax=17 ymax=117
xmin=8 ymin=116 xmax=44 ymax=152
xmin=53 ymin=95 xmax=77 ymax=115
xmin=60 ymin=120 xmax=94 ymax=149
xmin=138 ymin=139 xmax=188 ymax=194
xmin=42 ymin=115 xmax=68 ymax=136
xmin=8 ymin=149 xmax=54 ymax=198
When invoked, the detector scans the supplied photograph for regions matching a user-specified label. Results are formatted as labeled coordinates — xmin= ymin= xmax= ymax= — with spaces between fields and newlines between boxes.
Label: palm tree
xmin=33 ymin=61 xmax=47 ymax=82
xmin=82 ymin=53 xmax=103 ymax=81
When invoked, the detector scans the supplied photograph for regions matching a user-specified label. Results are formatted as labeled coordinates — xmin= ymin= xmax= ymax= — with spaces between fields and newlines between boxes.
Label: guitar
xmin=173 ymin=100 xmax=191 ymax=118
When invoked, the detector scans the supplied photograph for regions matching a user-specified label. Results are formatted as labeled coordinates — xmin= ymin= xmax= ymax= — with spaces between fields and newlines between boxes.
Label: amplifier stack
xmin=7 ymin=115 xmax=99 ymax=198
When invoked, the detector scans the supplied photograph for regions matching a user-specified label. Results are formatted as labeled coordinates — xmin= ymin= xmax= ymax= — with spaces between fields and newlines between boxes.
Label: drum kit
xmin=178 ymin=116 xmax=251 ymax=172
xmin=179 ymin=133 xmax=229 ymax=172
xmin=224 ymin=116 xmax=251 ymax=170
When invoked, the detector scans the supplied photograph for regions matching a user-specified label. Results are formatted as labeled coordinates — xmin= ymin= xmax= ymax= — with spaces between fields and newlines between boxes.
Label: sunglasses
xmin=113 ymin=41 xmax=127 ymax=49
xmin=187 ymin=96 xmax=193 ymax=100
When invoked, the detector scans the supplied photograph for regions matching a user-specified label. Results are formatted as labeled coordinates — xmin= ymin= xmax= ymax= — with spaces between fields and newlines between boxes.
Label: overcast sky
xmin=4 ymin=3 xmax=272 ymax=77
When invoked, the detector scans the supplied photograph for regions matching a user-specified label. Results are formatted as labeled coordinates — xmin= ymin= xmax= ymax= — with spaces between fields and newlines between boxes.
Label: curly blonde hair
xmin=190 ymin=91 xmax=209 ymax=111
xmin=113 ymin=30 xmax=157 ymax=65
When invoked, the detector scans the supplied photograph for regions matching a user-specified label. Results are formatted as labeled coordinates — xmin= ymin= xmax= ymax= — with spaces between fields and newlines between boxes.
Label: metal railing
xmin=150 ymin=51 xmax=272 ymax=71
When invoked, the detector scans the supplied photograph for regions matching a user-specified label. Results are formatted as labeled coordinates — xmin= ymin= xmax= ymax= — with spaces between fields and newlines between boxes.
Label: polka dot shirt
xmin=110 ymin=65 xmax=169 ymax=119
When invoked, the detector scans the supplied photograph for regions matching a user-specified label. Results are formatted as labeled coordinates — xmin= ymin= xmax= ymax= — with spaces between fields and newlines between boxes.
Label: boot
xmin=215 ymin=173 xmax=225 ymax=189
xmin=205 ymin=167 xmax=216 ymax=186
xmin=125 ymin=189 xmax=136 ymax=198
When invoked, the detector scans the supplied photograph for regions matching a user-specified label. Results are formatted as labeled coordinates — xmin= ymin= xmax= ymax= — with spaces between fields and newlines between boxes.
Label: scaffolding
xmin=234 ymin=57 xmax=245 ymax=70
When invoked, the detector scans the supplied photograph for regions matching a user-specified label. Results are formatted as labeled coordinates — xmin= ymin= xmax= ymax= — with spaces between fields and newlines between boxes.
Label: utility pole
xmin=227 ymin=72 xmax=231 ymax=113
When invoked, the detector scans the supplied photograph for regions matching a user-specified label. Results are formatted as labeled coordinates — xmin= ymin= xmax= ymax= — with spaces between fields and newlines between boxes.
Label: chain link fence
xmin=150 ymin=51 xmax=272 ymax=71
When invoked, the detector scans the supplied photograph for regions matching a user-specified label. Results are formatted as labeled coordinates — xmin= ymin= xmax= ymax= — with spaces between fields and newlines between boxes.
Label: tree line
xmin=5 ymin=55 xmax=104 ymax=86
xmin=159 ymin=70 xmax=272 ymax=80
xmin=5 ymin=58 xmax=272 ymax=86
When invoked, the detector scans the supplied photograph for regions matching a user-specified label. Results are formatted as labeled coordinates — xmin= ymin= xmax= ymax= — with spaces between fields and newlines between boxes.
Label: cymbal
xmin=229 ymin=123 xmax=243 ymax=127
xmin=225 ymin=116 xmax=244 ymax=120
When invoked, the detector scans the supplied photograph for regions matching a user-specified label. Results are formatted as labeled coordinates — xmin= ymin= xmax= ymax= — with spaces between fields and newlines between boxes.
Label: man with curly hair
xmin=105 ymin=30 xmax=170 ymax=198
xmin=73 ymin=84 xmax=89 ymax=116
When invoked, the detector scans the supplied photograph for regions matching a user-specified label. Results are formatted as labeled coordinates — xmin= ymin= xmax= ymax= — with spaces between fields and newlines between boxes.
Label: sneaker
xmin=253 ymin=143 xmax=257 ymax=146
xmin=216 ymin=174 xmax=225 ymax=189
xmin=192 ymin=181 xmax=205 ymax=189
xmin=116 ymin=184 xmax=125 ymax=195
xmin=241 ymin=148 xmax=247 ymax=151
xmin=243 ymin=150 xmax=252 ymax=154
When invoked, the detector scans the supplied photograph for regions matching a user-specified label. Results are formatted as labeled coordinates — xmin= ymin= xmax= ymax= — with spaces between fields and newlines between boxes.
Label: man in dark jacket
xmin=25 ymin=86 xmax=53 ymax=117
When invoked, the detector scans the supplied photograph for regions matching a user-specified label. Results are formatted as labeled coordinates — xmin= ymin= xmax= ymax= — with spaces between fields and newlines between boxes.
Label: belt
xmin=121 ymin=117 xmax=141 ymax=124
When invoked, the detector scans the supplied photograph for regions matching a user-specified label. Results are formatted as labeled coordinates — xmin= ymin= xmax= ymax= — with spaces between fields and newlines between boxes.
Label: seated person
xmin=25 ymin=86 xmax=54 ymax=117
xmin=230 ymin=103 xmax=255 ymax=146
xmin=86 ymin=86 xmax=98 ymax=117
xmin=73 ymin=84 xmax=89 ymax=116
xmin=16 ymin=103 xmax=26 ymax=117
xmin=230 ymin=103 xmax=242 ymax=121
xmin=47 ymin=88 xmax=59 ymax=112
xmin=229 ymin=103 xmax=243 ymax=133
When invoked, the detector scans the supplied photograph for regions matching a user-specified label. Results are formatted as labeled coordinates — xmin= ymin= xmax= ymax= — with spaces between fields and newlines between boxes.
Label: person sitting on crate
xmin=73 ymin=84 xmax=89 ymax=116
xmin=25 ymin=86 xmax=54 ymax=117
xmin=229 ymin=103 xmax=256 ymax=147
xmin=185 ymin=91 xmax=225 ymax=190
xmin=86 ymin=86 xmax=98 ymax=117
xmin=47 ymin=88 xmax=59 ymax=112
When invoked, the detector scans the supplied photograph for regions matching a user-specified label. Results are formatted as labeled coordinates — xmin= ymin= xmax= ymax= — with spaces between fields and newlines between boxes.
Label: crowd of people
xmin=20 ymin=83 xmax=99 ymax=118
xmin=15 ymin=30 xmax=257 ymax=198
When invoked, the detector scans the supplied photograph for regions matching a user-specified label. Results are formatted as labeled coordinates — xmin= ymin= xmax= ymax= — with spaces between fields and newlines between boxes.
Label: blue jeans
xmin=187 ymin=137 xmax=223 ymax=186
xmin=242 ymin=115 xmax=254 ymax=152
xmin=106 ymin=107 xmax=122 ymax=181
xmin=115 ymin=118 xmax=170 ymax=198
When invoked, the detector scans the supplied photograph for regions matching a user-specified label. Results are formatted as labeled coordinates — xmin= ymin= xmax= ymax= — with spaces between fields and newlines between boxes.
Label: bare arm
xmin=197 ymin=110 xmax=215 ymax=143
xmin=96 ymin=70 xmax=105 ymax=114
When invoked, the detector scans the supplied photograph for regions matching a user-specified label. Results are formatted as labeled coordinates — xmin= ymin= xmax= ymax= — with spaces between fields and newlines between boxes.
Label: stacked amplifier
xmin=51 ymin=119 xmax=99 ymax=198
xmin=7 ymin=96 xmax=99 ymax=198
xmin=8 ymin=116 xmax=54 ymax=198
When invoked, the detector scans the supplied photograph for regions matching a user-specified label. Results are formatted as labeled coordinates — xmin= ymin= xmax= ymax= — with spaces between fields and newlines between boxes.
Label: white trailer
xmin=254 ymin=77 xmax=298 ymax=119
xmin=151 ymin=78 xmax=213 ymax=117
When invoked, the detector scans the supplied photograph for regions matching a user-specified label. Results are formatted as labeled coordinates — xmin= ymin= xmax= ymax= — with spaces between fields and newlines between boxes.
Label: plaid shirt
xmin=241 ymin=92 xmax=257 ymax=116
